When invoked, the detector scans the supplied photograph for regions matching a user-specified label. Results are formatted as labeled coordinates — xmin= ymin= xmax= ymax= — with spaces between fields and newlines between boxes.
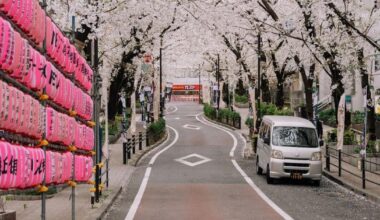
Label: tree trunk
xmin=261 ymin=72 xmax=271 ymax=103
xmin=108 ymin=77 xmax=122 ymax=120
xmin=304 ymin=82 xmax=313 ymax=120
xmin=275 ymin=79 xmax=284 ymax=108
xmin=358 ymin=49 xmax=376 ymax=140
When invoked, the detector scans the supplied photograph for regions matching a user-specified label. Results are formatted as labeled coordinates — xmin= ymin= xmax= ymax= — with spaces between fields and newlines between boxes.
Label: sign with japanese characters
xmin=172 ymin=84 xmax=201 ymax=91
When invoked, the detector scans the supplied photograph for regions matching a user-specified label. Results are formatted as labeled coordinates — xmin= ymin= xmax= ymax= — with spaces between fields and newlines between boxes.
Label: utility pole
xmin=159 ymin=48 xmax=163 ymax=118
xmin=257 ymin=33 xmax=262 ymax=130
xmin=217 ymin=54 xmax=220 ymax=110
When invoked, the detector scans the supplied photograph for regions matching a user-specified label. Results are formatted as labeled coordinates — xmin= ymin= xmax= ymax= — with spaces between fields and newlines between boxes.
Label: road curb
xmin=97 ymin=185 xmax=123 ymax=220
xmin=322 ymin=171 xmax=380 ymax=204
xmin=131 ymin=130 xmax=169 ymax=167
xmin=203 ymin=116 xmax=237 ymax=131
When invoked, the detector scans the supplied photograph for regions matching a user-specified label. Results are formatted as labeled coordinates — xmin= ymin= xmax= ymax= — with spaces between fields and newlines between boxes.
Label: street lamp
xmin=159 ymin=48 xmax=163 ymax=118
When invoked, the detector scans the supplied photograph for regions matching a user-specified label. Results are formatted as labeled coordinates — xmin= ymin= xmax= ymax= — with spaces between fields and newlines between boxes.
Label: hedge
xmin=147 ymin=118 xmax=166 ymax=143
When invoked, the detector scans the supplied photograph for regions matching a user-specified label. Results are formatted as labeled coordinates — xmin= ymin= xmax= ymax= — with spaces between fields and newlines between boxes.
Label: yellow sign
xmin=376 ymin=96 xmax=380 ymax=115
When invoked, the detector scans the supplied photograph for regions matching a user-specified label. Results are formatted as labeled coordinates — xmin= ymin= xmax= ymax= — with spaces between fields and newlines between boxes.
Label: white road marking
xmin=239 ymin=133 xmax=247 ymax=157
xmin=231 ymin=160 xmax=293 ymax=220
xmin=124 ymin=126 xmax=179 ymax=220
xmin=195 ymin=114 xmax=293 ymax=220
xmin=195 ymin=114 xmax=236 ymax=157
xmin=183 ymin=124 xmax=201 ymax=130
xmin=175 ymin=153 xmax=212 ymax=167
xmin=166 ymin=106 xmax=178 ymax=114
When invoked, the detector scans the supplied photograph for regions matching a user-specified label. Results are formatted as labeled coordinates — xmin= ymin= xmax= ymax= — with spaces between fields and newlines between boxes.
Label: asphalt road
xmin=105 ymin=103 xmax=380 ymax=220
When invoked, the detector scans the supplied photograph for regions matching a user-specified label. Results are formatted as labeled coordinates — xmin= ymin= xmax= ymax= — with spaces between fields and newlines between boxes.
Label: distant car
xmin=256 ymin=116 xmax=323 ymax=186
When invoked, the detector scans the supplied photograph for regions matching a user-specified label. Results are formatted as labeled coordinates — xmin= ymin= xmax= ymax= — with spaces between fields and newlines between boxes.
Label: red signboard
xmin=172 ymin=84 xmax=202 ymax=91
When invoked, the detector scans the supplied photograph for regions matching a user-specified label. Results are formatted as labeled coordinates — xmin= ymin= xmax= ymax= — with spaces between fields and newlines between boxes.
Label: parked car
xmin=256 ymin=116 xmax=323 ymax=186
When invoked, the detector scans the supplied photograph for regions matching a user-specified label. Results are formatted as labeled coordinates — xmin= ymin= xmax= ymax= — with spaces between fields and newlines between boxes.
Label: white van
xmin=256 ymin=116 xmax=323 ymax=186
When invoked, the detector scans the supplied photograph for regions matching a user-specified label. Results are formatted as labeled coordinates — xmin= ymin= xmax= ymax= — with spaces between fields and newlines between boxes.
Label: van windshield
xmin=272 ymin=126 xmax=318 ymax=148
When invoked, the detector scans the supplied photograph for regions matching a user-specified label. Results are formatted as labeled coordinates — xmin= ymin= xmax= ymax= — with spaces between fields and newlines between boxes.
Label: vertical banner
xmin=336 ymin=93 xmax=346 ymax=150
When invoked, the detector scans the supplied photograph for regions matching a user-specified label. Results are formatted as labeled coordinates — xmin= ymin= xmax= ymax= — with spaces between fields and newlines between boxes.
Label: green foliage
xmin=318 ymin=109 xmax=336 ymax=125
xmin=245 ymin=117 xmax=254 ymax=128
xmin=354 ymin=141 xmax=378 ymax=154
xmin=204 ymin=103 xmax=217 ymax=119
xmin=327 ymin=129 xmax=357 ymax=145
xmin=259 ymin=102 xmax=293 ymax=116
xmin=109 ymin=116 xmax=123 ymax=135
xmin=235 ymin=94 xmax=249 ymax=104
xmin=147 ymin=118 xmax=166 ymax=137
xmin=203 ymin=104 xmax=241 ymax=128
xmin=351 ymin=111 xmax=365 ymax=124
xmin=147 ymin=118 xmax=166 ymax=143
xmin=343 ymin=130 xmax=356 ymax=145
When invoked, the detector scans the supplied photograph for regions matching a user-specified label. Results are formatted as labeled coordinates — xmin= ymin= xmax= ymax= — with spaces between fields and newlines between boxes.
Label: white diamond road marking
xmin=175 ymin=153 xmax=212 ymax=167
xmin=183 ymin=124 xmax=201 ymax=130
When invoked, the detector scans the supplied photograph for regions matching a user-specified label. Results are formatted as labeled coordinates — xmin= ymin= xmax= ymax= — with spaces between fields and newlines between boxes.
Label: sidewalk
xmin=232 ymin=106 xmax=253 ymax=158
xmin=321 ymin=124 xmax=380 ymax=203
xmin=4 ymin=120 xmax=149 ymax=220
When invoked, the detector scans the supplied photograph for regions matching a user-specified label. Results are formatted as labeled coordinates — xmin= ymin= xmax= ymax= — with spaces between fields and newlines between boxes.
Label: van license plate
xmin=290 ymin=172 xmax=303 ymax=180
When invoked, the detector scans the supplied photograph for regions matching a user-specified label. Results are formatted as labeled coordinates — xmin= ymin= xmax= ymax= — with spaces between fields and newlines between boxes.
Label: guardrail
xmin=325 ymin=144 xmax=380 ymax=189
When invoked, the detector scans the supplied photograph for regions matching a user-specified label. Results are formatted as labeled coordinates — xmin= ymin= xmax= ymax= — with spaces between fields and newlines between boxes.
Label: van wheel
xmin=256 ymin=157 xmax=263 ymax=175
xmin=266 ymin=164 xmax=273 ymax=184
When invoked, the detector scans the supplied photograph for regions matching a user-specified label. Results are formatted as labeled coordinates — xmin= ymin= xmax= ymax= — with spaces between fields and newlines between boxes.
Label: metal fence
xmin=122 ymin=130 xmax=165 ymax=165
xmin=325 ymin=144 xmax=380 ymax=189
xmin=207 ymin=110 xmax=241 ymax=129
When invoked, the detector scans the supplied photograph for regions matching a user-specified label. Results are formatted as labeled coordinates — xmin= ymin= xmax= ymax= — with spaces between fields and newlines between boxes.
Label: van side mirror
xmin=319 ymin=140 xmax=324 ymax=146
xmin=263 ymin=137 xmax=270 ymax=145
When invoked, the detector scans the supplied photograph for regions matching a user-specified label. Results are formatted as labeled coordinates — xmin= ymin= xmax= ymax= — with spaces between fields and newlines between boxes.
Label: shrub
xmin=259 ymin=103 xmax=293 ymax=116
xmin=327 ymin=129 xmax=357 ymax=145
xmin=245 ymin=117 xmax=254 ymax=128
xmin=203 ymin=103 xmax=216 ymax=119
xmin=203 ymin=104 xmax=241 ymax=127
xmin=352 ymin=111 xmax=365 ymax=124
xmin=235 ymin=94 xmax=249 ymax=104
xmin=319 ymin=109 xmax=336 ymax=125
xmin=147 ymin=118 xmax=166 ymax=142
xmin=354 ymin=141 xmax=378 ymax=154
xmin=343 ymin=130 xmax=356 ymax=145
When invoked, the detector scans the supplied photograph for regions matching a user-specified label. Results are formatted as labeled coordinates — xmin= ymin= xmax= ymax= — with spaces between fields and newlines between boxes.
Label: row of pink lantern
xmin=74 ymin=88 xmax=93 ymax=120
xmin=0 ymin=0 xmax=45 ymax=47
xmin=0 ymin=142 xmax=45 ymax=189
xmin=0 ymin=141 xmax=94 ymax=190
xmin=74 ymin=155 xmax=93 ymax=182
xmin=0 ymin=80 xmax=44 ymax=139
xmin=46 ymin=107 xmax=94 ymax=150
xmin=0 ymin=0 xmax=93 ymax=91
xmin=45 ymin=151 xmax=73 ymax=185
xmin=46 ymin=16 xmax=93 ymax=92
xmin=75 ymin=124 xmax=95 ymax=151
xmin=0 ymin=17 xmax=93 ymax=119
